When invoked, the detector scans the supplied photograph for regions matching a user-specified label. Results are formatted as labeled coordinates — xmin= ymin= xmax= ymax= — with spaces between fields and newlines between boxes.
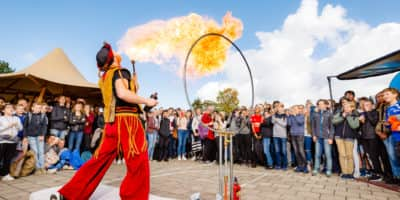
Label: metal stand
xmin=216 ymin=130 xmax=235 ymax=200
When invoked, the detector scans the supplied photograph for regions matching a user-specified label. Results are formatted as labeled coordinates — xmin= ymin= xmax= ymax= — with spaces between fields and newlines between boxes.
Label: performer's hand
xmin=145 ymin=98 xmax=158 ymax=107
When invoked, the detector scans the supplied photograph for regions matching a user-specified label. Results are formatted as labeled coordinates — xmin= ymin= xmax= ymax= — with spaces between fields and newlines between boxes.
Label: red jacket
xmin=83 ymin=112 xmax=95 ymax=134
xmin=201 ymin=113 xmax=215 ymax=140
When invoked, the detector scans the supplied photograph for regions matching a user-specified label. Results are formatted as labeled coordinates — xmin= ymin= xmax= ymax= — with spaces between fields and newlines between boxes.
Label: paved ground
xmin=1 ymin=160 xmax=400 ymax=200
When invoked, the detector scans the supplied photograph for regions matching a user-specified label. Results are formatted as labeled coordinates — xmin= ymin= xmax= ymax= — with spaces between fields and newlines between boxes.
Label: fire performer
xmin=58 ymin=43 xmax=158 ymax=200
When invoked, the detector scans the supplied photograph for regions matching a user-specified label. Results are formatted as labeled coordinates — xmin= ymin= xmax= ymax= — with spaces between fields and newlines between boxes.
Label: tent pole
xmin=327 ymin=76 xmax=336 ymax=110
xmin=37 ymin=87 xmax=46 ymax=103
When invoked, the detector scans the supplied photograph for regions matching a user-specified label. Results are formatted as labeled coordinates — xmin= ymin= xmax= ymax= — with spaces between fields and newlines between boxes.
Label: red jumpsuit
xmin=59 ymin=68 xmax=149 ymax=200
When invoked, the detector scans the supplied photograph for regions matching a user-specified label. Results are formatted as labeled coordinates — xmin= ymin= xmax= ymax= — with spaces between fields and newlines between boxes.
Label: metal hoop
xmin=183 ymin=33 xmax=255 ymax=133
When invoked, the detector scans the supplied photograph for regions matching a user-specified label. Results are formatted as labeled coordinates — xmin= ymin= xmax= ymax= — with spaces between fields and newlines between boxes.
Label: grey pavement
xmin=0 ymin=160 xmax=400 ymax=200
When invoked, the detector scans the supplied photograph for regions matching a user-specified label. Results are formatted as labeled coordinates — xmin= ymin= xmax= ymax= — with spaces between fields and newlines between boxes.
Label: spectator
xmin=304 ymin=101 xmax=314 ymax=169
xmin=333 ymin=101 xmax=360 ymax=179
xmin=202 ymin=105 xmax=216 ymax=163
xmin=0 ymin=96 xmax=5 ymax=115
xmin=17 ymin=98 xmax=28 ymax=113
xmin=260 ymin=110 xmax=274 ymax=169
xmin=146 ymin=111 xmax=158 ymax=161
xmin=288 ymin=105 xmax=308 ymax=173
xmin=251 ymin=106 xmax=264 ymax=168
xmin=168 ymin=108 xmax=177 ymax=159
xmin=311 ymin=99 xmax=334 ymax=177
xmin=158 ymin=110 xmax=170 ymax=161
xmin=228 ymin=109 xmax=241 ymax=163
xmin=23 ymin=102 xmax=48 ymax=175
xmin=191 ymin=108 xmax=202 ymax=161
xmin=83 ymin=104 xmax=95 ymax=152
xmin=375 ymin=92 xmax=395 ymax=184
xmin=50 ymin=96 xmax=70 ymax=140
xmin=15 ymin=104 xmax=26 ymax=141
xmin=68 ymin=102 xmax=86 ymax=152
xmin=382 ymin=88 xmax=400 ymax=182
xmin=359 ymin=99 xmax=387 ymax=181
xmin=272 ymin=103 xmax=288 ymax=170
xmin=0 ymin=104 xmax=23 ymax=181
xmin=177 ymin=111 xmax=189 ymax=160
xmin=238 ymin=108 xmax=251 ymax=165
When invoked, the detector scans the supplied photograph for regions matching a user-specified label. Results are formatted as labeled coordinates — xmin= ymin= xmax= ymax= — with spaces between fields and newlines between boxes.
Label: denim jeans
xmin=273 ymin=137 xmax=288 ymax=168
xmin=292 ymin=135 xmax=307 ymax=168
xmin=27 ymin=136 xmax=45 ymax=169
xmin=304 ymin=136 xmax=313 ymax=162
xmin=68 ymin=131 xmax=83 ymax=152
xmin=50 ymin=129 xmax=68 ymax=140
xmin=383 ymin=134 xmax=400 ymax=178
xmin=177 ymin=130 xmax=189 ymax=157
xmin=146 ymin=132 xmax=157 ymax=160
xmin=314 ymin=138 xmax=332 ymax=173
xmin=48 ymin=159 xmax=67 ymax=170
xmin=262 ymin=137 xmax=273 ymax=167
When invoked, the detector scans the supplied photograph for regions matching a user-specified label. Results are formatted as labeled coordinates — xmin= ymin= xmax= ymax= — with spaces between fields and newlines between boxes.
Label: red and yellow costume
xmin=59 ymin=47 xmax=149 ymax=200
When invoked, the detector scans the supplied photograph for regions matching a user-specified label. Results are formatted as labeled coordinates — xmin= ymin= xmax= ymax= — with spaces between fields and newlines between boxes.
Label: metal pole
xmin=219 ymin=133 xmax=223 ymax=196
xmin=229 ymin=133 xmax=234 ymax=200
xmin=224 ymin=134 xmax=228 ymax=200
xmin=327 ymin=76 xmax=336 ymax=111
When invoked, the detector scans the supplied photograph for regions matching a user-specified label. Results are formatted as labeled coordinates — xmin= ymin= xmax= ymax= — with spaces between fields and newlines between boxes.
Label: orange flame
xmin=118 ymin=12 xmax=243 ymax=77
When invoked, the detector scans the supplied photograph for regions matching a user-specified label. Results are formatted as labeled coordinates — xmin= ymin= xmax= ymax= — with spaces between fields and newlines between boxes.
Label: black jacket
xmin=23 ymin=113 xmax=48 ymax=137
xmin=159 ymin=117 xmax=171 ymax=137
xmin=260 ymin=116 xmax=273 ymax=138
xmin=69 ymin=112 xmax=86 ymax=132
xmin=50 ymin=104 xmax=69 ymax=130
xmin=96 ymin=114 xmax=105 ymax=129
xmin=360 ymin=110 xmax=378 ymax=139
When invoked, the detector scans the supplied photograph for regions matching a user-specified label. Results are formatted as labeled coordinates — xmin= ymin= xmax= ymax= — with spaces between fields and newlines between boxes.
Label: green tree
xmin=0 ymin=60 xmax=14 ymax=73
xmin=192 ymin=98 xmax=203 ymax=110
xmin=216 ymin=88 xmax=239 ymax=114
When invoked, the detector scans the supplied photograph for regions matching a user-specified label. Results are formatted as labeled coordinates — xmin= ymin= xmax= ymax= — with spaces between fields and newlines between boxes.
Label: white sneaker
xmin=122 ymin=159 xmax=125 ymax=164
xmin=182 ymin=156 xmax=187 ymax=160
xmin=191 ymin=156 xmax=196 ymax=161
xmin=117 ymin=160 xmax=122 ymax=165
xmin=47 ymin=168 xmax=57 ymax=174
xmin=178 ymin=156 xmax=182 ymax=161
xmin=2 ymin=174 xmax=15 ymax=181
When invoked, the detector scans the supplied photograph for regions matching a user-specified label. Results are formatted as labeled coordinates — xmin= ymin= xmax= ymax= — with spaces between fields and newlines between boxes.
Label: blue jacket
xmin=288 ymin=115 xmax=305 ymax=136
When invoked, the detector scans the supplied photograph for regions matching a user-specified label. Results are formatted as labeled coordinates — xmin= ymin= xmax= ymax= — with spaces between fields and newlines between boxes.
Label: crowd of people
xmin=0 ymin=95 xmax=104 ymax=181
xmin=1 ymin=88 xmax=400 ymax=187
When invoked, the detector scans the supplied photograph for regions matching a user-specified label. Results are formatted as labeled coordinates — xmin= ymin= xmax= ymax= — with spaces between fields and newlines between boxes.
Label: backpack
xmin=81 ymin=151 xmax=92 ymax=163
xmin=10 ymin=150 xmax=36 ymax=178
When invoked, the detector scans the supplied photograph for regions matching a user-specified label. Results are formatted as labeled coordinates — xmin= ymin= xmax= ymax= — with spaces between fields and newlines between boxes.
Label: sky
xmin=1 ymin=0 xmax=400 ymax=108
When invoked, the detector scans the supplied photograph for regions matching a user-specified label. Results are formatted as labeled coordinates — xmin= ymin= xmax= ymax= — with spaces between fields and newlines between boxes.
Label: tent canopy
xmin=0 ymin=48 xmax=100 ymax=102
xmin=337 ymin=49 xmax=400 ymax=80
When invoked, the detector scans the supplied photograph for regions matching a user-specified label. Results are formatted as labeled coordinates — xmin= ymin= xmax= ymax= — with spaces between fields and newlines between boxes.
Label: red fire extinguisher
xmin=233 ymin=177 xmax=241 ymax=200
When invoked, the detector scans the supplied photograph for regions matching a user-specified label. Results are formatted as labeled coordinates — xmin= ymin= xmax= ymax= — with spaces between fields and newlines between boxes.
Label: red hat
xmin=96 ymin=42 xmax=114 ymax=70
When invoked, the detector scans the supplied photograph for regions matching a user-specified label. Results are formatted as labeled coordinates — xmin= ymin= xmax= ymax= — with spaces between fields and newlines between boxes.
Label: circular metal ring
xmin=183 ymin=33 xmax=255 ymax=133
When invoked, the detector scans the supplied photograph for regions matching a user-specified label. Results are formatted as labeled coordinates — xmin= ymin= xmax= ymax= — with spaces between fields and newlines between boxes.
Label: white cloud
xmin=196 ymin=0 xmax=400 ymax=106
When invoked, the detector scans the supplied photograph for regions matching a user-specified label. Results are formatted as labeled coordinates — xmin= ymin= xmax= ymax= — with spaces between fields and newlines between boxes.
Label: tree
xmin=216 ymin=88 xmax=239 ymax=114
xmin=192 ymin=98 xmax=203 ymax=110
xmin=0 ymin=60 xmax=14 ymax=73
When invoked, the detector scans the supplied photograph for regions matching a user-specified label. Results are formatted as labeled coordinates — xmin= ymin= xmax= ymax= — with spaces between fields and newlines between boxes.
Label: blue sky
xmin=1 ymin=0 xmax=400 ymax=108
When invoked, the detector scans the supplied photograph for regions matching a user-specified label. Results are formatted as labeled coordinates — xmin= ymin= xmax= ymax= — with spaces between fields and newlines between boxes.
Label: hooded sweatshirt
xmin=272 ymin=114 xmax=287 ymax=138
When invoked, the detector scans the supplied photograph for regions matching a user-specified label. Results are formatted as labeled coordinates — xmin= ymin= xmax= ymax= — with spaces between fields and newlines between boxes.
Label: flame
xmin=118 ymin=12 xmax=243 ymax=77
